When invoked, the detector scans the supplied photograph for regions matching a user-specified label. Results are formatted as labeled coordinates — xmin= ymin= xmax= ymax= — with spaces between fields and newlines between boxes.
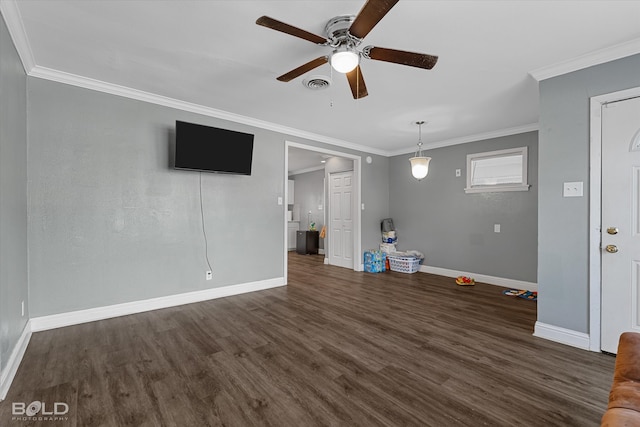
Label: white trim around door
xmin=589 ymin=86 xmax=640 ymax=352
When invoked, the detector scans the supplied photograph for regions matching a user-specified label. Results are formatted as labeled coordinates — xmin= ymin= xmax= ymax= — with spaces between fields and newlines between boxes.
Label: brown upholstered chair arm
xmin=602 ymin=332 xmax=640 ymax=426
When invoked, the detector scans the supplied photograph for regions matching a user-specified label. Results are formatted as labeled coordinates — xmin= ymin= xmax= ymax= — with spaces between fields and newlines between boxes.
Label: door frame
xmin=283 ymin=141 xmax=362 ymax=285
xmin=589 ymin=86 xmax=640 ymax=352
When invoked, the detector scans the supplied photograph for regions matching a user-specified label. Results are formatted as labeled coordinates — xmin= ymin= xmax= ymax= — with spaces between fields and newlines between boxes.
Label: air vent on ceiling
xmin=302 ymin=75 xmax=331 ymax=90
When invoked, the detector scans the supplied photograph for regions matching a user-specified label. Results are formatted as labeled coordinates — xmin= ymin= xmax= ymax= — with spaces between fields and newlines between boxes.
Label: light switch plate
xmin=494 ymin=224 xmax=501 ymax=233
xmin=277 ymin=197 xmax=283 ymax=205
xmin=456 ymin=169 xmax=461 ymax=177
xmin=563 ymin=182 xmax=583 ymax=197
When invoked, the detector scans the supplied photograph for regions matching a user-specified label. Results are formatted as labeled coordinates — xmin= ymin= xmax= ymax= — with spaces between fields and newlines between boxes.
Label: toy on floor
xmin=456 ymin=276 xmax=475 ymax=286
xmin=502 ymin=289 xmax=537 ymax=301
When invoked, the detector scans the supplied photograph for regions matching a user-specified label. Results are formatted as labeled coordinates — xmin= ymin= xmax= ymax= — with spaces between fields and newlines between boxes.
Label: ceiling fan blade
xmin=256 ymin=16 xmax=327 ymax=45
xmin=365 ymin=46 xmax=438 ymax=69
xmin=277 ymin=56 xmax=329 ymax=82
xmin=346 ymin=66 xmax=368 ymax=99
xmin=349 ymin=0 xmax=399 ymax=40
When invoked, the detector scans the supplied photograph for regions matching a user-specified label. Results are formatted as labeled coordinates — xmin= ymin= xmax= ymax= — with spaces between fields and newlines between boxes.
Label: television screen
xmin=174 ymin=120 xmax=254 ymax=175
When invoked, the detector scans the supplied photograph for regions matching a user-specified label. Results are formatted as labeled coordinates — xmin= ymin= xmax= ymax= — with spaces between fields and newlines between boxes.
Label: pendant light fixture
xmin=409 ymin=121 xmax=431 ymax=181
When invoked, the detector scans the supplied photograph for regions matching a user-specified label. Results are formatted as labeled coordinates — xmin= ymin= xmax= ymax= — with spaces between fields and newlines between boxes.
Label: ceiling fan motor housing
xmin=324 ymin=15 xmax=359 ymax=47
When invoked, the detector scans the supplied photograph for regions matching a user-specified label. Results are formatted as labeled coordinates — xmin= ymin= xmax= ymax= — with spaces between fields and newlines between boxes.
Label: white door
xmin=601 ymin=95 xmax=640 ymax=353
xmin=329 ymin=171 xmax=354 ymax=269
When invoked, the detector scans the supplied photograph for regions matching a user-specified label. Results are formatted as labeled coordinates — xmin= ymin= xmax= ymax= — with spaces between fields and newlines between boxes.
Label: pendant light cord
xmin=357 ymin=65 xmax=360 ymax=100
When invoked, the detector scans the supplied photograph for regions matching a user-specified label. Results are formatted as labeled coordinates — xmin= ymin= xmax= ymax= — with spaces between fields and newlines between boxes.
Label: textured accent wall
xmin=26 ymin=78 xmax=391 ymax=317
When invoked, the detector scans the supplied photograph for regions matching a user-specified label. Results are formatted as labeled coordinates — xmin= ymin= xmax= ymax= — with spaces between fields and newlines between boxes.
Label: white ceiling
xmin=4 ymin=1 xmax=640 ymax=155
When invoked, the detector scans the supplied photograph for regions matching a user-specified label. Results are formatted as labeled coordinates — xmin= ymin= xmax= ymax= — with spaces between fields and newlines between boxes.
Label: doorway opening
xmin=284 ymin=141 xmax=362 ymax=284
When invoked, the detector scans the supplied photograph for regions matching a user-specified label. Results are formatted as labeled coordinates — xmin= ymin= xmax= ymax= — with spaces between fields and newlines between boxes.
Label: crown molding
xmin=27 ymin=65 xmax=389 ymax=157
xmin=0 ymin=0 xmax=36 ymax=72
xmin=387 ymin=123 xmax=539 ymax=157
xmin=529 ymin=37 xmax=640 ymax=81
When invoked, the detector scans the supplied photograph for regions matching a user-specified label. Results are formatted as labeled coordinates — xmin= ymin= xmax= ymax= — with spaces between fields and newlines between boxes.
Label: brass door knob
xmin=607 ymin=227 xmax=619 ymax=235
xmin=605 ymin=244 xmax=619 ymax=253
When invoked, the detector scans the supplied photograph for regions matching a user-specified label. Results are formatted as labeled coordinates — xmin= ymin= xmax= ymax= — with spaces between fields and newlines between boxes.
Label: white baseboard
xmin=0 ymin=322 xmax=32 ymax=401
xmin=533 ymin=321 xmax=591 ymax=350
xmin=30 ymin=277 xmax=285 ymax=332
xmin=419 ymin=265 xmax=538 ymax=292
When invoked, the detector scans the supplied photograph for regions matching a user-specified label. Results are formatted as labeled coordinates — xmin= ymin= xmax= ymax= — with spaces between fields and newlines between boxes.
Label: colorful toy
xmin=502 ymin=289 xmax=537 ymax=301
xmin=456 ymin=276 xmax=475 ymax=286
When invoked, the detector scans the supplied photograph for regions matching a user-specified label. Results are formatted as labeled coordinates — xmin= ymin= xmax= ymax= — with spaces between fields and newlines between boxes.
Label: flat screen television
xmin=174 ymin=120 xmax=254 ymax=175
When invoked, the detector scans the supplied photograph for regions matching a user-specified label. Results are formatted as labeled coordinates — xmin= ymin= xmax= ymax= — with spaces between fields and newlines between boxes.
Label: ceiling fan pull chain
xmin=329 ymin=63 xmax=334 ymax=107
xmin=356 ymin=66 xmax=360 ymax=100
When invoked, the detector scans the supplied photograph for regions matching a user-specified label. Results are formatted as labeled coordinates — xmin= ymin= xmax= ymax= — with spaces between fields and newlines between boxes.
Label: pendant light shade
xmin=410 ymin=121 xmax=431 ymax=181
xmin=410 ymin=156 xmax=431 ymax=180
xmin=331 ymin=47 xmax=359 ymax=73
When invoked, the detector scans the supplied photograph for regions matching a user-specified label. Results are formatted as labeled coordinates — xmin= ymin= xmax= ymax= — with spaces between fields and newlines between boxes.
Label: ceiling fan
xmin=256 ymin=0 xmax=438 ymax=100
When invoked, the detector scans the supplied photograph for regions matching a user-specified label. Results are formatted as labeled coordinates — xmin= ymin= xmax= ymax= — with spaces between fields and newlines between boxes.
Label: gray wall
xmin=290 ymin=169 xmax=325 ymax=249
xmin=358 ymin=156 xmax=390 ymax=254
xmin=389 ymin=132 xmax=538 ymax=282
xmin=0 ymin=13 xmax=29 ymax=378
xmin=538 ymin=53 xmax=640 ymax=333
xmin=26 ymin=78 xmax=390 ymax=317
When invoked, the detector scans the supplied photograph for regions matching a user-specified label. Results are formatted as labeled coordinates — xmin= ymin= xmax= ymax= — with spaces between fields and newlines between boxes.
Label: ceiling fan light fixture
xmin=331 ymin=48 xmax=359 ymax=73
xmin=409 ymin=121 xmax=431 ymax=181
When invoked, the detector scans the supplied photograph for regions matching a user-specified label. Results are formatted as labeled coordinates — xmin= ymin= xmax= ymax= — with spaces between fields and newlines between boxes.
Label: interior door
xmin=601 ymin=95 xmax=640 ymax=353
xmin=329 ymin=171 xmax=354 ymax=269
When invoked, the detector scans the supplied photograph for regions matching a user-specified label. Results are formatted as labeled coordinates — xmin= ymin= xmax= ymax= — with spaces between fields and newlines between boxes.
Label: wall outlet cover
xmin=563 ymin=181 xmax=583 ymax=197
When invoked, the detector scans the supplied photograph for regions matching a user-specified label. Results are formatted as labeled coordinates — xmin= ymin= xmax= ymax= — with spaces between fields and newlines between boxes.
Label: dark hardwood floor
xmin=1 ymin=253 xmax=615 ymax=426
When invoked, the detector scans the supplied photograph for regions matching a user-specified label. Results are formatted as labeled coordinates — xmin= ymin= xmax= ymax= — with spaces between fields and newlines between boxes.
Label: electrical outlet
xmin=494 ymin=224 xmax=501 ymax=233
xmin=206 ymin=271 xmax=212 ymax=280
